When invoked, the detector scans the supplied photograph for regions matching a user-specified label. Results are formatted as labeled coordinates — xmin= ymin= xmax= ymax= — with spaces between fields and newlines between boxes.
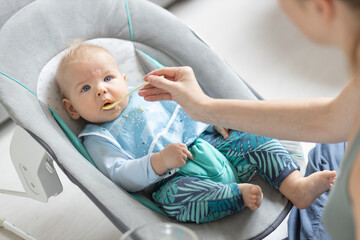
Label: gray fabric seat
xmin=0 ymin=0 xmax=305 ymax=239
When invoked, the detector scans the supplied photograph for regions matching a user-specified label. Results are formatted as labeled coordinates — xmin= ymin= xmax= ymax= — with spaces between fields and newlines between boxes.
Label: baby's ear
xmin=122 ymin=74 xmax=126 ymax=81
xmin=62 ymin=98 xmax=80 ymax=120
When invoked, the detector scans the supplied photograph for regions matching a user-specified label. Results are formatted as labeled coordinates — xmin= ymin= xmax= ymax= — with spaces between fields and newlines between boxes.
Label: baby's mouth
xmin=102 ymin=101 xmax=114 ymax=110
xmin=102 ymin=100 xmax=122 ymax=111
xmin=103 ymin=102 xmax=112 ymax=107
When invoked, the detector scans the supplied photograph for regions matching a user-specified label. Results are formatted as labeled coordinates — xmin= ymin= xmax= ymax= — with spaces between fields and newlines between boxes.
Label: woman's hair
xmin=340 ymin=0 xmax=360 ymax=8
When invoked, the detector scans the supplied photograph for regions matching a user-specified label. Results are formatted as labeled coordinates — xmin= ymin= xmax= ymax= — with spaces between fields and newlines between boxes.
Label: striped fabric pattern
xmin=201 ymin=130 xmax=299 ymax=189
xmin=153 ymin=176 xmax=243 ymax=223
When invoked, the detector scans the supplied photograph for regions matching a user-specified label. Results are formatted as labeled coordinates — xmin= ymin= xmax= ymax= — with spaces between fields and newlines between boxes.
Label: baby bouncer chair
xmin=0 ymin=0 xmax=305 ymax=239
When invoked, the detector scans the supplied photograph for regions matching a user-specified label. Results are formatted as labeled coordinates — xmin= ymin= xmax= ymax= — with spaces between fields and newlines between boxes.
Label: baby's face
xmin=62 ymin=49 xmax=129 ymax=124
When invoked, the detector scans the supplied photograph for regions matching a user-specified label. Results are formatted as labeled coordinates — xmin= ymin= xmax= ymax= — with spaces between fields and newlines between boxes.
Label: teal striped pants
xmin=152 ymin=130 xmax=300 ymax=223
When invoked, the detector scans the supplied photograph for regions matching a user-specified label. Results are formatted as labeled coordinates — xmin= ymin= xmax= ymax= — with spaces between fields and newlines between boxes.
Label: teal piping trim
xmin=178 ymin=230 xmax=184 ymax=240
xmin=0 ymin=71 xmax=37 ymax=97
xmin=125 ymin=0 xmax=133 ymax=41
xmin=137 ymin=49 xmax=165 ymax=69
xmin=290 ymin=154 xmax=304 ymax=158
xmin=49 ymin=107 xmax=97 ymax=167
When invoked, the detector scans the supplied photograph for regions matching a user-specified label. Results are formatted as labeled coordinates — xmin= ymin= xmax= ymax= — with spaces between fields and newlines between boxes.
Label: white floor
xmin=0 ymin=0 xmax=348 ymax=239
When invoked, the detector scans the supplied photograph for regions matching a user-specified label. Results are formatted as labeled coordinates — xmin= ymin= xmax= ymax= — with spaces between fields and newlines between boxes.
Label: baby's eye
xmin=81 ymin=85 xmax=91 ymax=92
xmin=104 ymin=76 xmax=112 ymax=82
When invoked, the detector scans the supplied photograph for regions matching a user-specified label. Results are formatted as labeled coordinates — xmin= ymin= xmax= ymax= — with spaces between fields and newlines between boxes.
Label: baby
xmin=55 ymin=42 xmax=336 ymax=223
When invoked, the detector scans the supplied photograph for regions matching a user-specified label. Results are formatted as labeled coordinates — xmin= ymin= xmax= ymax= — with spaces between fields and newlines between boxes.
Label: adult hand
xmin=139 ymin=67 xmax=211 ymax=121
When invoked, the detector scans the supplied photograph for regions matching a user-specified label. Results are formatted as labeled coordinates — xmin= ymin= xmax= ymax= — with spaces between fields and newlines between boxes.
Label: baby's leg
xmin=201 ymin=130 xmax=333 ymax=208
xmin=279 ymin=169 xmax=336 ymax=209
xmin=202 ymin=130 xmax=337 ymax=209
xmin=152 ymin=175 xmax=260 ymax=223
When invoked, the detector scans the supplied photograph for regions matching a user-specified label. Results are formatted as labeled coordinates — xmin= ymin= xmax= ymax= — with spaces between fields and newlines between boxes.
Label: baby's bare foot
xmin=281 ymin=170 xmax=336 ymax=209
xmin=238 ymin=183 xmax=263 ymax=210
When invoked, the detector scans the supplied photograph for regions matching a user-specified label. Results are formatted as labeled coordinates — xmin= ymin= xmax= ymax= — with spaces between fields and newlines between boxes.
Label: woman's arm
xmin=205 ymin=80 xmax=358 ymax=143
xmin=199 ymin=97 xmax=336 ymax=142
xmin=141 ymin=67 xmax=358 ymax=143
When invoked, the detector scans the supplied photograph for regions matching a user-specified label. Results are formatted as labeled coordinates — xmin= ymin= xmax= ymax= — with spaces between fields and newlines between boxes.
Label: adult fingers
xmin=138 ymin=85 xmax=170 ymax=97
xmin=145 ymin=75 xmax=176 ymax=92
xmin=143 ymin=67 xmax=178 ymax=81
xmin=143 ymin=93 xmax=173 ymax=102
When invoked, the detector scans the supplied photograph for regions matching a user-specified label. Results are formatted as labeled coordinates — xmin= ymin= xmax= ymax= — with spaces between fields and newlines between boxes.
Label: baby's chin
xmin=104 ymin=109 xmax=123 ymax=123
xmin=84 ymin=109 xmax=123 ymax=125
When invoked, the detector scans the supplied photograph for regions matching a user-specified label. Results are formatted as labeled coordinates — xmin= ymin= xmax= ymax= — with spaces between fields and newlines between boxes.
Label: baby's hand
xmin=151 ymin=143 xmax=193 ymax=176
xmin=213 ymin=126 xmax=229 ymax=139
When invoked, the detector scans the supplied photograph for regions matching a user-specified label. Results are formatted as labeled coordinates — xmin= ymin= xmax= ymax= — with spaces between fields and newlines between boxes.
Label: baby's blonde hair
xmin=56 ymin=40 xmax=111 ymax=77
xmin=59 ymin=40 xmax=86 ymax=66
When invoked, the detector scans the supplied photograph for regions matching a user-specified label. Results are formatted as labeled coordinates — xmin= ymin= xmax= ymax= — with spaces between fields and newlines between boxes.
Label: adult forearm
xmin=195 ymin=97 xmax=342 ymax=143
xmin=141 ymin=67 xmax=354 ymax=142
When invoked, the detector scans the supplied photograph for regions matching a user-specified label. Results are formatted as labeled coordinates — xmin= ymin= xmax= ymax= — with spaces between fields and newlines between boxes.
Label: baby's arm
xmin=83 ymin=135 xmax=162 ymax=192
xmin=151 ymin=143 xmax=193 ymax=175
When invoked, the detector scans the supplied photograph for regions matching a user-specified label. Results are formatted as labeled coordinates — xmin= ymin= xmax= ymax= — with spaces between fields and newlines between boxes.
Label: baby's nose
xmin=97 ymin=88 xmax=108 ymax=97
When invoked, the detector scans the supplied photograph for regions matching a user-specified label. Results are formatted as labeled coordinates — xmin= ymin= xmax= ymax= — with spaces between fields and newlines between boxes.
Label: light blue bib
xmin=80 ymin=90 xmax=209 ymax=159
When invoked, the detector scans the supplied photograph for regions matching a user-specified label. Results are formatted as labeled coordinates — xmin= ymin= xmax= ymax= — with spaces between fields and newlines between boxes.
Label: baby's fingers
xmin=177 ymin=143 xmax=193 ymax=160
xmin=184 ymin=149 xmax=194 ymax=160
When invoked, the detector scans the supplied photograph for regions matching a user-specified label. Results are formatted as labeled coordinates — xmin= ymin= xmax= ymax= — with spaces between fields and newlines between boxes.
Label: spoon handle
xmin=102 ymin=81 xmax=149 ymax=110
